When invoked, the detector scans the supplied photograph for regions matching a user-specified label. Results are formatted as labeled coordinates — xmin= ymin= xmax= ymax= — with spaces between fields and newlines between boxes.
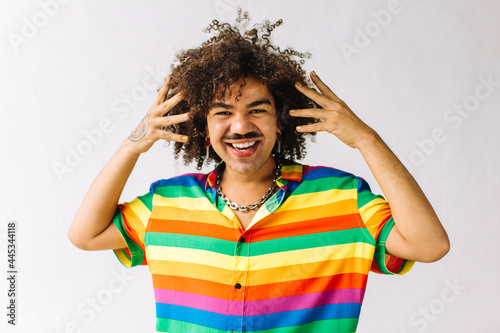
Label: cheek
xmin=262 ymin=117 xmax=279 ymax=133
xmin=207 ymin=121 xmax=226 ymax=140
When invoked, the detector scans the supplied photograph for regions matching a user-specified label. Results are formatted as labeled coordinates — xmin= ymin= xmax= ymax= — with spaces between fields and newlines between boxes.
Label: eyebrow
xmin=209 ymin=98 xmax=272 ymax=110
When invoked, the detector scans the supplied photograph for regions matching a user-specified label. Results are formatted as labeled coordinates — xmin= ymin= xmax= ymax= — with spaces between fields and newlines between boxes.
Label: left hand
xmin=291 ymin=71 xmax=377 ymax=149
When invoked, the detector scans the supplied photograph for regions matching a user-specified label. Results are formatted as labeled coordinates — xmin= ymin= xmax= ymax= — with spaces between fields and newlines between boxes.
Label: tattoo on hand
xmin=129 ymin=114 xmax=149 ymax=142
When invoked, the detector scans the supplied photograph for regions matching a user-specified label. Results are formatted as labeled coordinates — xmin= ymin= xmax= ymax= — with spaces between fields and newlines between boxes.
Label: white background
xmin=1 ymin=0 xmax=499 ymax=332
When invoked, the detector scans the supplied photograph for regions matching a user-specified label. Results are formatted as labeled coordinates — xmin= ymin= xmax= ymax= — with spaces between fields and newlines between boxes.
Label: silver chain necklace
xmin=215 ymin=162 xmax=282 ymax=212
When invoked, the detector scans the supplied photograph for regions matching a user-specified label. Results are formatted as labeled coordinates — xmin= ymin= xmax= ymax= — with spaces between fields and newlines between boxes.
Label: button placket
xmin=229 ymin=233 xmax=249 ymax=332
xmin=232 ymin=239 xmax=247 ymax=291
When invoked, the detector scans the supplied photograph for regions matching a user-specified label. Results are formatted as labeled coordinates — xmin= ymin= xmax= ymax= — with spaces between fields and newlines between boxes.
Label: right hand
xmin=126 ymin=76 xmax=189 ymax=154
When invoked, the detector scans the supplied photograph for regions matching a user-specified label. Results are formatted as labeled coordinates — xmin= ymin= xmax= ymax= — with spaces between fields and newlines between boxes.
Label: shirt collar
xmin=205 ymin=162 xmax=223 ymax=190
xmin=205 ymin=160 xmax=303 ymax=190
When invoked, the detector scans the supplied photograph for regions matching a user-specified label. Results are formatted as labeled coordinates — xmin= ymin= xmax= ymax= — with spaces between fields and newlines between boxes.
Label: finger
xmin=295 ymin=122 xmax=329 ymax=133
xmin=160 ymin=91 xmax=184 ymax=108
xmin=158 ymin=129 xmax=190 ymax=143
xmin=310 ymin=71 xmax=342 ymax=102
xmin=288 ymin=108 xmax=326 ymax=120
xmin=294 ymin=82 xmax=333 ymax=108
xmin=158 ymin=112 xmax=190 ymax=128
xmin=153 ymin=92 xmax=184 ymax=116
xmin=153 ymin=76 xmax=171 ymax=106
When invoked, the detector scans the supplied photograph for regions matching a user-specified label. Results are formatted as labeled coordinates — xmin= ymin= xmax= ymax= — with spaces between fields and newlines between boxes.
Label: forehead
xmin=212 ymin=76 xmax=273 ymax=104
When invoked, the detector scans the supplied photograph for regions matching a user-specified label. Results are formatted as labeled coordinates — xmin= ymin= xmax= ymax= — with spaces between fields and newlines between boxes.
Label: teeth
xmin=231 ymin=141 xmax=257 ymax=150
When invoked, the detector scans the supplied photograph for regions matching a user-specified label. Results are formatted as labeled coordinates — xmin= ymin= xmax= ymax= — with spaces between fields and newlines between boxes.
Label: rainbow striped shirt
xmin=112 ymin=160 xmax=414 ymax=332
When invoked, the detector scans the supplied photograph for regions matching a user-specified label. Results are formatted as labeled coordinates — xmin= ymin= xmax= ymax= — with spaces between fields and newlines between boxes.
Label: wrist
xmin=355 ymin=129 xmax=383 ymax=151
xmin=119 ymin=139 xmax=144 ymax=158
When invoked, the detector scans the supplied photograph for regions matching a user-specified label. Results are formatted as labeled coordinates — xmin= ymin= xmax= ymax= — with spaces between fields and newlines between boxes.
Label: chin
xmin=226 ymin=161 xmax=262 ymax=175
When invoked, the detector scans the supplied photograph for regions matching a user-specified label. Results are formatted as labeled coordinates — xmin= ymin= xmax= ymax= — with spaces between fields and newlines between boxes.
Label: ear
xmin=205 ymin=123 xmax=210 ymax=138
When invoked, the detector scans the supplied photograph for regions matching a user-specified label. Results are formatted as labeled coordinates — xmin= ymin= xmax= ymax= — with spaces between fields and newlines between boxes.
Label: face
xmin=206 ymin=76 xmax=280 ymax=176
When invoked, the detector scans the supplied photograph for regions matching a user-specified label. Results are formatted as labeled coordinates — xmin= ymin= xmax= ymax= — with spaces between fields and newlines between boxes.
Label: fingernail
xmin=296 ymin=82 xmax=303 ymax=87
xmin=182 ymin=113 xmax=189 ymax=118
xmin=289 ymin=110 xmax=296 ymax=114
xmin=182 ymin=136 xmax=189 ymax=141
xmin=312 ymin=71 xmax=318 ymax=77
xmin=296 ymin=126 xmax=302 ymax=131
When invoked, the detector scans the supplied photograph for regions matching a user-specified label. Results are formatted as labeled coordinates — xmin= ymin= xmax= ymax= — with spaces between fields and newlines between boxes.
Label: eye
xmin=215 ymin=111 xmax=231 ymax=116
xmin=250 ymin=109 xmax=266 ymax=114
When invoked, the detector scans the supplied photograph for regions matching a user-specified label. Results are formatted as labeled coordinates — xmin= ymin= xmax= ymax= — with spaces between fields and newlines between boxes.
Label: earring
xmin=276 ymin=133 xmax=282 ymax=154
xmin=205 ymin=137 xmax=210 ymax=160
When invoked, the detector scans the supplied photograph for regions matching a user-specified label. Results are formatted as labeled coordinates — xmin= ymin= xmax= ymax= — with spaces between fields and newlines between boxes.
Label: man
xmin=68 ymin=15 xmax=449 ymax=333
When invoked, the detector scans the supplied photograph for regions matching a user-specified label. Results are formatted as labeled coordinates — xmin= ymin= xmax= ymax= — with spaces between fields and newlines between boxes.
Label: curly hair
xmin=166 ymin=10 xmax=318 ymax=170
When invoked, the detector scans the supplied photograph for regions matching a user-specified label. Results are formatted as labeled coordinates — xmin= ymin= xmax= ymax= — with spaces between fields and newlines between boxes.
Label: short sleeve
xmin=356 ymin=177 xmax=414 ymax=275
xmin=112 ymin=191 xmax=154 ymax=268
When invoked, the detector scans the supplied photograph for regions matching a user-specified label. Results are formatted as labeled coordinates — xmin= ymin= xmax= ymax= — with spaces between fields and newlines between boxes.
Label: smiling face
xmin=206 ymin=76 xmax=280 ymax=177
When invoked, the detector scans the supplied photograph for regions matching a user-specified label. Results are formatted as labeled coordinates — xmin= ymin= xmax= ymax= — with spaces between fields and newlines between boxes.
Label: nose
xmin=230 ymin=112 xmax=253 ymax=135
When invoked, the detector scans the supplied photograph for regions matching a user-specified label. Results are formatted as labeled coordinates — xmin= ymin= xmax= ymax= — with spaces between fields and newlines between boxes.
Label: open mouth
xmin=227 ymin=141 xmax=258 ymax=151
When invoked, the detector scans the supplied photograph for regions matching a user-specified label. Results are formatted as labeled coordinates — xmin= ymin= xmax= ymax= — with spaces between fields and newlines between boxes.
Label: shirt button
xmin=239 ymin=237 xmax=246 ymax=243
xmin=235 ymin=283 xmax=242 ymax=289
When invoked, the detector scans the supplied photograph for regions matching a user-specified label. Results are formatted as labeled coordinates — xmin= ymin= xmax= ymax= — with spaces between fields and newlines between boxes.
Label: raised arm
xmin=68 ymin=77 xmax=189 ymax=251
xmin=290 ymin=71 xmax=450 ymax=263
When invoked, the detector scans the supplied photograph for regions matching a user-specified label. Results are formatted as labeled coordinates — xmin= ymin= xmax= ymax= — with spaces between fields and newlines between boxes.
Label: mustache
xmin=222 ymin=132 xmax=263 ymax=141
